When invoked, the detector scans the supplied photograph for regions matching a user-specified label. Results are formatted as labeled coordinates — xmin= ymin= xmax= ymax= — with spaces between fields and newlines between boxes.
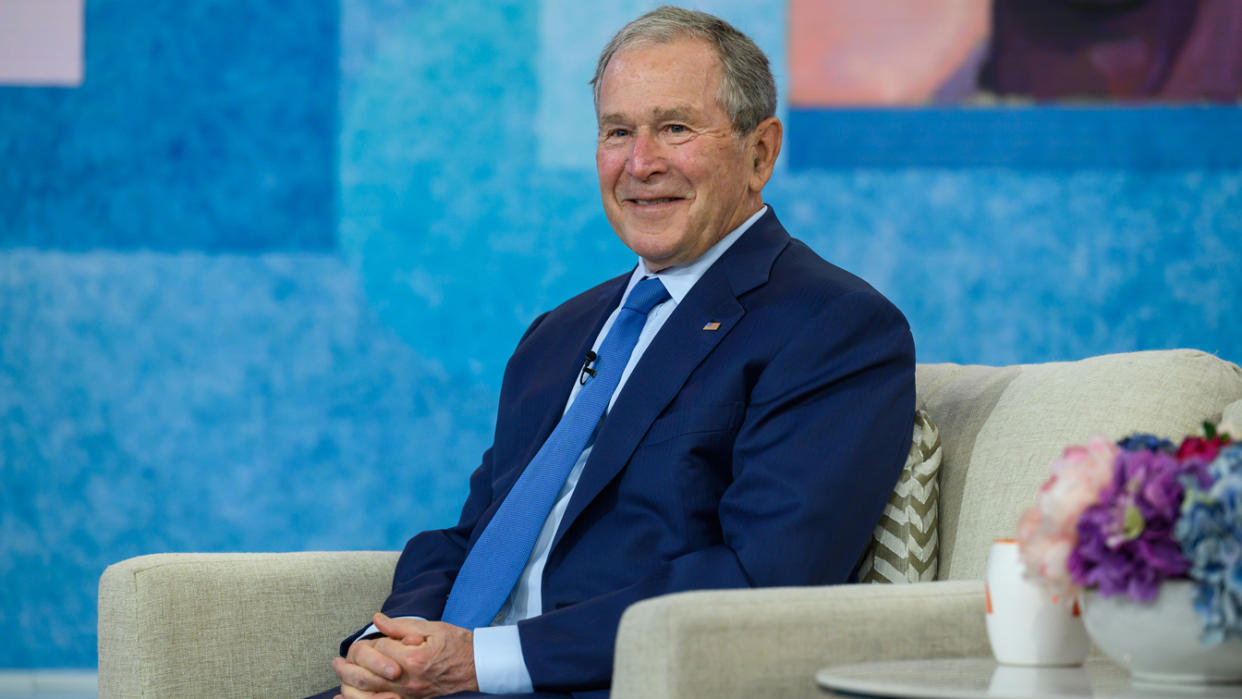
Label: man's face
xmin=595 ymin=38 xmax=765 ymax=271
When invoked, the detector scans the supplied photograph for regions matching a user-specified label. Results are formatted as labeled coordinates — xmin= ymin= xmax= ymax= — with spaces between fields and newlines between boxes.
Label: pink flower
xmin=1017 ymin=436 xmax=1118 ymax=598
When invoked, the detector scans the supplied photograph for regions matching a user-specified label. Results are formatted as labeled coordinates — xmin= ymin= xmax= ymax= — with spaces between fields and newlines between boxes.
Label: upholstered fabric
xmin=857 ymin=408 xmax=941 ymax=583
xmin=1222 ymin=398 xmax=1242 ymax=430
xmin=96 ymin=350 xmax=1242 ymax=699
xmin=97 ymin=551 xmax=398 ymax=698
xmin=916 ymin=349 xmax=1242 ymax=581
xmin=612 ymin=581 xmax=986 ymax=699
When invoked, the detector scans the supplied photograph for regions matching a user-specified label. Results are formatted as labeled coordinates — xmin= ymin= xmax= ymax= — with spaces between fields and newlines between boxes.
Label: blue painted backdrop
xmin=1 ymin=0 xmax=1239 ymax=669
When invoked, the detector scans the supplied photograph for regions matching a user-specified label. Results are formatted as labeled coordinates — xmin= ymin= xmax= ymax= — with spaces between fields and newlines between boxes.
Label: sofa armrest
xmin=98 ymin=551 xmax=399 ymax=699
xmin=612 ymin=580 xmax=987 ymax=699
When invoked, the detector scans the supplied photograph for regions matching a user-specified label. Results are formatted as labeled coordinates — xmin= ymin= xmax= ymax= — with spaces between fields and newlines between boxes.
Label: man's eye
xmin=607 ymin=128 xmax=630 ymax=139
xmin=667 ymin=124 xmax=687 ymax=134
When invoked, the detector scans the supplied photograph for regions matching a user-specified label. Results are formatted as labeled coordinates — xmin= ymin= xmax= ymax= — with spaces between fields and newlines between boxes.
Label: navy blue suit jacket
xmin=346 ymin=209 xmax=915 ymax=696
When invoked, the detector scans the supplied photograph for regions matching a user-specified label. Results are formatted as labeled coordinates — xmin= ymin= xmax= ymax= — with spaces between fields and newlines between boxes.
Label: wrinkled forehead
xmin=602 ymin=35 xmax=723 ymax=81
xmin=595 ymin=39 xmax=725 ymax=118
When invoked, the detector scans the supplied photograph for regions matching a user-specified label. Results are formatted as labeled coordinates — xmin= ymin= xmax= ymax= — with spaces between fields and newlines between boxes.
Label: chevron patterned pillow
xmin=857 ymin=408 xmax=942 ymax=583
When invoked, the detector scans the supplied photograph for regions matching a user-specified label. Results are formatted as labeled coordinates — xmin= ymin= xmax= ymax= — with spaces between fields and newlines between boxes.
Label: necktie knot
xmin=623 ymin=277 xmax=669 ymax=316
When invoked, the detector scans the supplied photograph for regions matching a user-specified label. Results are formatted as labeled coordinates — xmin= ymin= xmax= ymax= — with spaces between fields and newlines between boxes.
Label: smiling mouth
xmin=628 ymin=197 xmax=681 ymax=206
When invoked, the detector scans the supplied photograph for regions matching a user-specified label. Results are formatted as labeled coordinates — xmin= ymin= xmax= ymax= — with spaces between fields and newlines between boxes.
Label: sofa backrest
xmin=914 ymin=349 xmax=1242 ymax=582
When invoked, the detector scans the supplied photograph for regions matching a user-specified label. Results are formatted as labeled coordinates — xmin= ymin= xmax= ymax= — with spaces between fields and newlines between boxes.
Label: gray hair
xmin=591 ymin=5 xmax=777 ymax=134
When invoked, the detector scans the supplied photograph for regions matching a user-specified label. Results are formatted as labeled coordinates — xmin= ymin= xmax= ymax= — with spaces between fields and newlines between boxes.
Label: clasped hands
xmin=332 ymin=612 xmax=478 ymax=699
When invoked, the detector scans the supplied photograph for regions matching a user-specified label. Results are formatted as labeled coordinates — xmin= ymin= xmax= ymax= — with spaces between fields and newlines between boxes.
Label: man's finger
xmin=337 ymin=683 xmax=379 ymax=699
xmin=372 ymin=634 xmax=435 ymax=672
xmin=339 ymin=687 xmax=400 ymax=699
xmin=345 ymin=637 xmax=378 ymax=664
xmin=373 ymin=612 xmax=430 ymax=644
xmin=344 ymin=644 xmax=403 ymax=683
xmin=340 ymin=685 xmax=399 ymax=699
xmin=332 ymin=656 xmax=397 ymax=692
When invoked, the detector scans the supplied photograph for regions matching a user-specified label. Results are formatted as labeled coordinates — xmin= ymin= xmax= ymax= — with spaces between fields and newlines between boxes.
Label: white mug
xmin=985 ymin=539 xmax=1089 ymax=666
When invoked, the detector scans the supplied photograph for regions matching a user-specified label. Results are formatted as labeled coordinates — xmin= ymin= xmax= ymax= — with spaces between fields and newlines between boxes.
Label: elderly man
xmin=313 ymin=6 xmax=914 ymax=699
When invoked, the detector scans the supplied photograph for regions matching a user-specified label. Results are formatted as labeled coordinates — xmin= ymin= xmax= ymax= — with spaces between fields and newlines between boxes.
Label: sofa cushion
xmin=916 ymin=349 xmax=1242 ymax=582
xmin=1221 ymin=398 xmax=1242 ymax=433
xmin=858 ymin=408 xmax=942 ymax=583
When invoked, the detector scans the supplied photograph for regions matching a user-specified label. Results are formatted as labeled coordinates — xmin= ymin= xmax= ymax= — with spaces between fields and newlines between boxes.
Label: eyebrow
xmin=651 ymin=107 xmax=697 ymax=122
xmin=598 ymin=106 xmax=701 ymax=127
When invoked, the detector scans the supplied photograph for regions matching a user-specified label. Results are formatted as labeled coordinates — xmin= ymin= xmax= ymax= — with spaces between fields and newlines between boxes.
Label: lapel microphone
xmin=579 ymin=350 xmax=597 ymax=385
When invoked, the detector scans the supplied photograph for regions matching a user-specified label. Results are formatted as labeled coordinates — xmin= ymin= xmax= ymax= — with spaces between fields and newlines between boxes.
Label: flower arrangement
xmin=1017 ymin=419 xmax=1242 ymax=644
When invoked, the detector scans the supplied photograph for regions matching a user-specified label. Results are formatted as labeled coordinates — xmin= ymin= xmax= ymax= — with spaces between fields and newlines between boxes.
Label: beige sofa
xmin=98 ymin=349 xmax=1242 ymax=698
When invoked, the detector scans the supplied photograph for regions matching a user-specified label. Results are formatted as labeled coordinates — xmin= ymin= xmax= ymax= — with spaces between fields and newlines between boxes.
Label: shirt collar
xmin=623 ymin=205 xmax=767 ymax=305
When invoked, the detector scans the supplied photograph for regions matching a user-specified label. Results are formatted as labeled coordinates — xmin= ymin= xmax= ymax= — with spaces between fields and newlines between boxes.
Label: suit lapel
xmin=550 ymin=210 xmax=792 ymax=551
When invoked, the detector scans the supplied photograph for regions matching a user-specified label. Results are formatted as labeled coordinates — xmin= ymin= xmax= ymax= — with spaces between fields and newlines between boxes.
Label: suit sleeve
xmin=337 ymin=311 xmax=554 ymax=656
xmin=517 ymin=290 xmax=916 ymax=691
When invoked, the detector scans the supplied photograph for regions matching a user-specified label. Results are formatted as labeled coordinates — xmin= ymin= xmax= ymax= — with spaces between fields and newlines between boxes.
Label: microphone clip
xmin=579 ymin=350 xmax=597 ymax=385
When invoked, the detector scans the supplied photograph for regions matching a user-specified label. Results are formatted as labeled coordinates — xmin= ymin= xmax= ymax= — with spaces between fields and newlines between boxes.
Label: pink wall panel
xmin=0 ymin=0 xmax=83 ymax=86
xmin=788 ymin=0 xmax=988 ymax=106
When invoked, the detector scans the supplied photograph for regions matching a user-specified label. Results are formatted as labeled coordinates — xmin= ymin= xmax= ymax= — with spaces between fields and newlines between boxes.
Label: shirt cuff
xmin=472 ymin=624 xmax=533 ymax=694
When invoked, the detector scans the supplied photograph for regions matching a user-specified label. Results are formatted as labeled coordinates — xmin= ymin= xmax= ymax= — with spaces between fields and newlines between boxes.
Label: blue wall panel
xmin=340 ymin=1 xmax=634 ymax=383
xmin=0 ymin=1 xmax=337 ymax=251
xmin=768 ymin=170 xmax=1242 ymax=365
xmin=1 ymin=0 xmax=1240 ymax=671
xmin=0 ymin=251 xmax=492 ymax=667
xmin=787 ymin=107 xmax=1242 ymax=170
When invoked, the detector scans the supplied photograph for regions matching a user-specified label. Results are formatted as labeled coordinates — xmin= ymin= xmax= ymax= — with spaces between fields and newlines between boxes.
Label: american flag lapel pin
xmin=702 ymin=321 xmax=721 ymax=331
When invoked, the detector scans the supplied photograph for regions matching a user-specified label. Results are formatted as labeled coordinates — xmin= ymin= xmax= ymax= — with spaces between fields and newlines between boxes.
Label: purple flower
xmin=1031 ymin=427 xmax=1242 ymax=641
xmin=1068 ymin=447 xmax=1194 ymax=601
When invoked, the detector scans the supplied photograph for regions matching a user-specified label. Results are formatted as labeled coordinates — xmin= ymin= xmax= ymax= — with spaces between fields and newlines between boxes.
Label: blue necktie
xmin=441 ymin=277 xmax=670 ymax=629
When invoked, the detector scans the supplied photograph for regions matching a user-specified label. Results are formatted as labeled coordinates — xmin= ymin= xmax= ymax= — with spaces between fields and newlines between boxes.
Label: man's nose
xmin=625 ymin=131 xmax=667 ymax=179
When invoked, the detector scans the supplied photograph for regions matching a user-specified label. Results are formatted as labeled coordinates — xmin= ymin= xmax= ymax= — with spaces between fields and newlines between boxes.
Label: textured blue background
xmin=1 ymin=0 xmax=1240 ymax=669
xmin=0 ymin=1 xmax=337 ymax=251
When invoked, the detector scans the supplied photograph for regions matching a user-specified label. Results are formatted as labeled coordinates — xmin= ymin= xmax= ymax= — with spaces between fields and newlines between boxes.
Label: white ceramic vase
xmin=1082 ymin=580 xmax=1242 ymax=685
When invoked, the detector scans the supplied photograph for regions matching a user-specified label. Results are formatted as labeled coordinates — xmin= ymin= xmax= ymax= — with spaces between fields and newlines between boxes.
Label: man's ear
xmin=747 ymin=117 xmax=783 ymax=192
